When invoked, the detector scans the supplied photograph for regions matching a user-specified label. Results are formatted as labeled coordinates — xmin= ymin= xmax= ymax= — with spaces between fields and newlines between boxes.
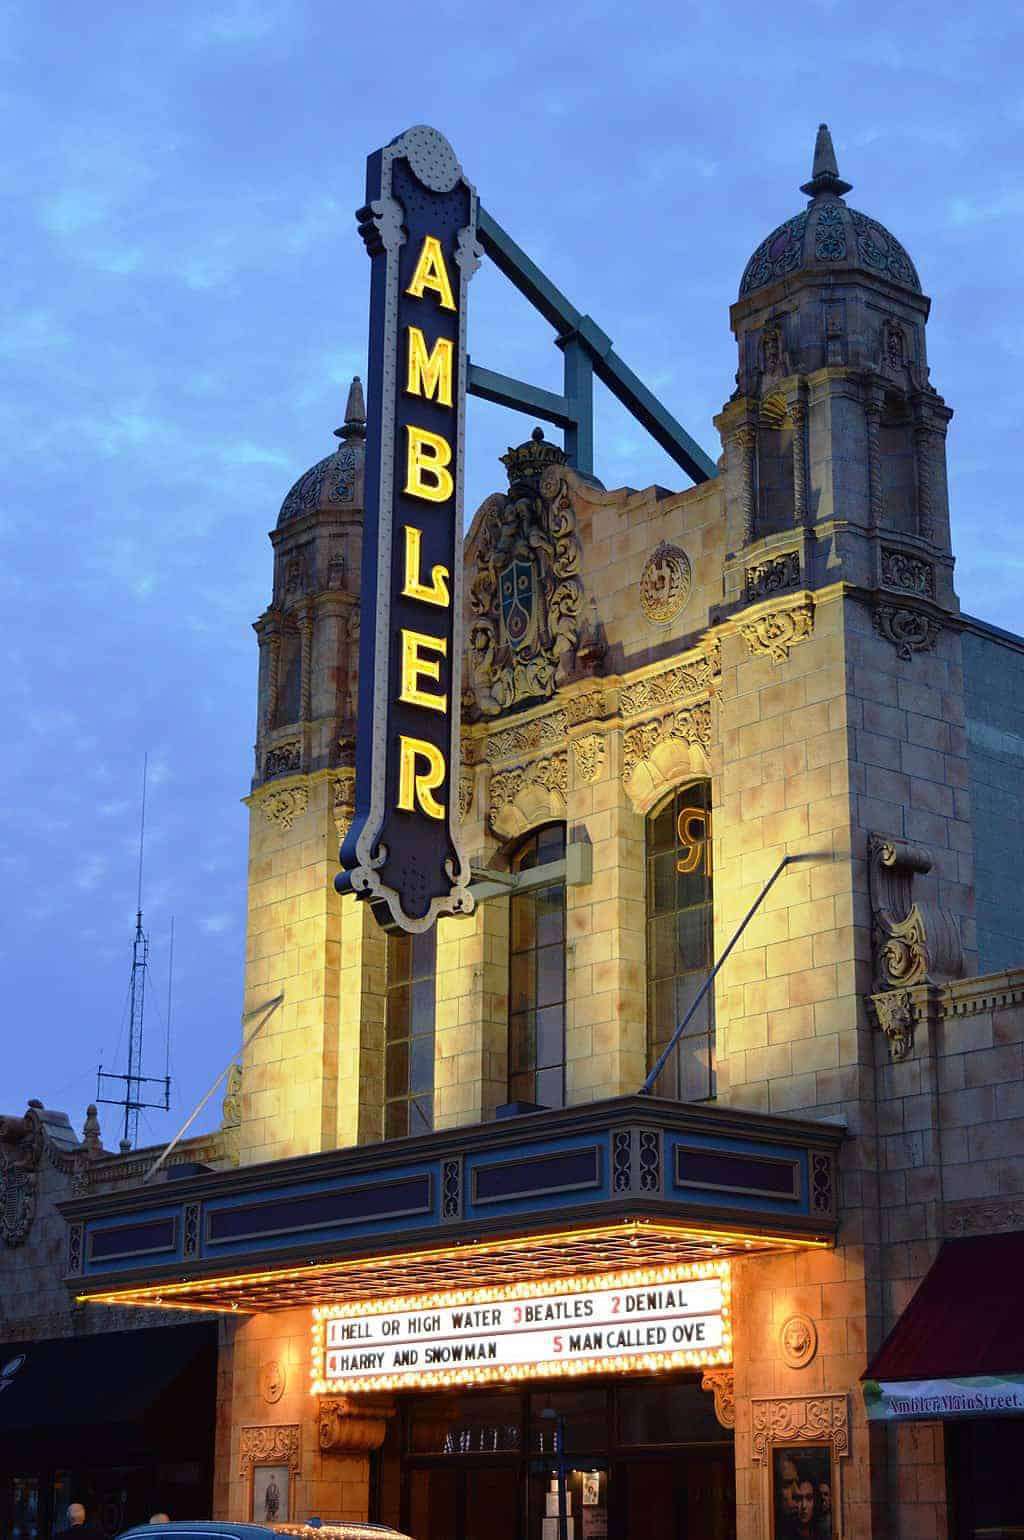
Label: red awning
xmin=864 ymin=1234 xmax=1024 ymax=1382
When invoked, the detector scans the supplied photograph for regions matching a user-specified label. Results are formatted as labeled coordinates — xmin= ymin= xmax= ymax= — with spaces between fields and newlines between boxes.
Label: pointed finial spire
xmin=335 ymin=376 xmax=366 ymax=442
xmin=800 ymin=123 xmax=852 ymax=199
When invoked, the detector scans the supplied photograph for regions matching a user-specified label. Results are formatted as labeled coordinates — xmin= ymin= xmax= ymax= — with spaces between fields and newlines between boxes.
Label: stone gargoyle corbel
xmin=867 ymin=833 xmax=963 ymax=1058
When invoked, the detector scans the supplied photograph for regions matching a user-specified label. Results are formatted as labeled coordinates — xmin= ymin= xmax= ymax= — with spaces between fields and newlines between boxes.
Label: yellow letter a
xmin=406 ymin=236 xmax=456 ymax=311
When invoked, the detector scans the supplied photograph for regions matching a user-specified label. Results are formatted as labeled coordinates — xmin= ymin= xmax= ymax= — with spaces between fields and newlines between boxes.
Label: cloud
xmin=201 ymin=911 xmax=234 ymax=934
xmin=948 ymin=190 xmax=1024 ymax=228
xmin=221 ymin=440 xmax=292 ymax=468
xmin=191 ymin=0 xmax=295 ymax=45
xmin=0 ymin=307 xmax=69 ymax=358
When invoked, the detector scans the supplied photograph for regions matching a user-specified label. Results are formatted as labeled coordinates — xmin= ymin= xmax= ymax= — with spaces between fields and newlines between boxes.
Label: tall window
xmin=385 ymin=929 xmax=436 ymax=1138
xmin=646 ymin=782 xmax=715 ymax=1100
xmin=508 ymin=824 xmax=567 ymax=1109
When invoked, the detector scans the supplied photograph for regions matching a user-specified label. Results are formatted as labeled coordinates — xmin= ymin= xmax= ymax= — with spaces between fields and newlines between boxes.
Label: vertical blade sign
xmin=338 ymin=126 xmax=479 ymax=934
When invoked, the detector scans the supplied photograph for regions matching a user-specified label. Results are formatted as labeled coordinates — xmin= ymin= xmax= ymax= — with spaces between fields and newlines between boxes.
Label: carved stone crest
xmin=640 ymin=542 xmax=692 ymax=624
xmin=0 ymin=1150 xmax=36 ymax=1247
xmin=740 ymin=601 xmax=814 ymax=662
xmin=780 ymin=1314 xmax=818 ymax=1369
xmin=259 ymin=784 xmax=309 ymax=830
xmin=873 ymin=603 xmax=940 ymax=660
xmin=467 ymin=431 xmax=583 ymax=715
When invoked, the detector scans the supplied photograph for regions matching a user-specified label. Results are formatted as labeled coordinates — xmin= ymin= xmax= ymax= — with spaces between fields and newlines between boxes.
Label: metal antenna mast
xmin=97 ymin=754 xmax=172 ymax=1150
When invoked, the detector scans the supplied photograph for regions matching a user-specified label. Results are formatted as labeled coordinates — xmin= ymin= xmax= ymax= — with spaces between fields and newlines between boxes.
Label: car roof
xmin=118 ymin=1524 xmax=412 ymax=1540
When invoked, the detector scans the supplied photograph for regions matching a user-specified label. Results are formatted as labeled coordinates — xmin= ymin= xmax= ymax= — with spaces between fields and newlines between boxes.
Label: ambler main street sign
xmin=338 ymin=125 xmax=478 ymax=933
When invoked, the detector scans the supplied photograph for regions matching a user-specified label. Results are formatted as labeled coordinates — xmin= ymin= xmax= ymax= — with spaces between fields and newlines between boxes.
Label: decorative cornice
xmin=319 ymin=1396 xmax=395 ymax=1453
xmin=945 ymin=1198 xmax=1024 ymax=1238
xmin=486 ymin=709 xmax=568 ymax=764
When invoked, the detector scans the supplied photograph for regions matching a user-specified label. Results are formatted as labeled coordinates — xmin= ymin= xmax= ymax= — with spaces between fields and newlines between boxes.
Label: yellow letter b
xmin=405 ymin=426 xmax=453 ymax=503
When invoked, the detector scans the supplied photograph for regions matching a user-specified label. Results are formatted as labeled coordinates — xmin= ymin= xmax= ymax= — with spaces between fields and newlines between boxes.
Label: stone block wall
xmin=962 ymin=621 xmax=1024 ymax=971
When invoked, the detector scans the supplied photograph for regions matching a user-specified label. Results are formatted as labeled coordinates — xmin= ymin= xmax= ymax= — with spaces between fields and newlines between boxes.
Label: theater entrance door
xmin=379 ymin=1376 xmax=736 ymax=1540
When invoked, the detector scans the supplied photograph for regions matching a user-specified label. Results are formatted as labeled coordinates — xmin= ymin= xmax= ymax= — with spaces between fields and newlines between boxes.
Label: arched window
xmin=384 ymin=928 xmax=436 ymax=1138
xmin=508 ymin=823 xmax=567 ymax=1109
xmin=646 ymin=782 xmax=714 ymax=1100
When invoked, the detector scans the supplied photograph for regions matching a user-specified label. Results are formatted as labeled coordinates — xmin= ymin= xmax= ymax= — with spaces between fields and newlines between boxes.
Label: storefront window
xmin=645 ymin=782 xmax=715 ymax=1100
xmin=385 ymin=928 xmax=437 ymax=1138
xmin=508 ymin=824 xmax=567 ymax=1109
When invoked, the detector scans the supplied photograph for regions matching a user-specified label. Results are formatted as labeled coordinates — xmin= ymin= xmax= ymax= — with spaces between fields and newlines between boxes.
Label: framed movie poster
xmin=252 ymin=1463 xmax=290 ymax=1525
xmin=771 ymin=1444 xmax=835 ymax=1539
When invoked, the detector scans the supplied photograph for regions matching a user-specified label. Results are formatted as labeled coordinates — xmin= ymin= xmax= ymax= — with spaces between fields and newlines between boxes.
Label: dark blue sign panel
xmin=338 ymin=126 xmax=478 ymax=933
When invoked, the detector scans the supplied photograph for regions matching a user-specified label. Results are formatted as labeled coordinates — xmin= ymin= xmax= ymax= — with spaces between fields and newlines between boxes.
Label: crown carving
xmin=500 ymin=427 xmax=566 ymax=488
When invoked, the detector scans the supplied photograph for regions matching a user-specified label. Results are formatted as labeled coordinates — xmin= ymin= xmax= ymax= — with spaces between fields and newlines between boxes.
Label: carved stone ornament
xmin=740 ymin=601 xmax=814 ymax=662
xmin=458 ymin=769 xmax=474 ymax=821
xmin=871 ymin=988 xmax=917 ymax=1060
xmin=744 ymin=551 xmax=801 ymax=604
xmin=620 ymin=652 xmax=720 ymax=717
xmin=565 ymin=689 xmax=608 ymax=726
xmin=701 ymin=1368 xmax=736 ymax=1429
xmin=259 ymin=784 xmax=309 ymax=830
xmin=331 ymin=770 xmax=356 ymax=839
xmin=873 ymin=603 xmax=940 ymax=661
xmin=0 ymin=1148 xmax=37 ymax=1247
xmin=573 ymin=733 xmax=606 ymax=784
xmin=260 ymin=1360 xmax=287 ymax=1405
xmin=0 ymin=1107 xmax=44 ymax=1248
xmin=868 ymin=833 xmax=963 ymax=994
xmin=881 ymin=546 xmax=935 ymax=600
xmin=467 ymin=434 xmax=583 ymax=716
xmin=639 ymin=541 xmax=692 ymax=625
xmin=946 ymin=1199 xmax=1024 ymax=1237
xmin=319 ymin=1396 xmax=395 ymax=1453
xmin=751 ymin=1394 xmax=849 ymax=1462
xmin=221 ymin=1063 xmax=242 ymax=1128
xmin=489 ymin=752 xmax=568 ymax=832
xmin=486 ymin=709 xmax=567 ymax=764
xmin=622 ymin=702 xmax=712 ymax=784
xmin=239 ymin=1425 xmax=301 ymax=1475
xmin=780 ymin=1314 xmax=818 ymax=1370
xmin=264 ymin=740 xmax=302 ymax=779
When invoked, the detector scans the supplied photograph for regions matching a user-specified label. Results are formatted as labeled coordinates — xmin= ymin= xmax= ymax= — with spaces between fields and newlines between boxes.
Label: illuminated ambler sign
xmin=312 ymin=1261 xmax=731 ymax=1394
xmin=338 ymin=125 xmax=478 ymax=934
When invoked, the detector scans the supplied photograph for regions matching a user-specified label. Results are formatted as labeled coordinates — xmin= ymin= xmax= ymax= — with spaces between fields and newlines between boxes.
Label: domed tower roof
xmin=277 ymin=376 xmax=366 ymax=526
xmin=738 ymin=124 xmax=921 ymax=300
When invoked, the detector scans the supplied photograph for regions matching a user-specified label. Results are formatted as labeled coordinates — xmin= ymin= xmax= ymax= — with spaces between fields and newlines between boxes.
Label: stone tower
xmin=239 ymin=379 xmax=386 ymax=1164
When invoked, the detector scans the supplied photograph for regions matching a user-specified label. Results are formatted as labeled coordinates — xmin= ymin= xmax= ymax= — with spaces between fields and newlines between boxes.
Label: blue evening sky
xmin=3 ymin=0 xmax=1022 ymax=1146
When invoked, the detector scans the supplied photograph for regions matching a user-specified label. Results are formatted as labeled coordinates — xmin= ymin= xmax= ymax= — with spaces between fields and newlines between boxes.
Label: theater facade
xmin=6 ymin=123 xmax=1024 ymax=1540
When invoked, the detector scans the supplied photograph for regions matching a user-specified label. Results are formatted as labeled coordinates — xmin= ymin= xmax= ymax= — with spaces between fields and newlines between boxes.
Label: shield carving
xmin=499 ymin=559 xmax=535 ymax=651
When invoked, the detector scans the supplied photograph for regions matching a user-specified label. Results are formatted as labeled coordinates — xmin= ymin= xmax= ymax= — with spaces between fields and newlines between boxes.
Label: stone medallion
xmin=640 ymin=542 xmax=692 ymax=624
xmin=780 ymin=1314 xmax=818 ymax=1369
xmin=260 ymin=1359 xmax=287 ymax=1404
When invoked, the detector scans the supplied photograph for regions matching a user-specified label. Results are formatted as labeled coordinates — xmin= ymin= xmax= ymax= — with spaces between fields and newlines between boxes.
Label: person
xmin=816 ymin=1482 xmax=832 ymax=1538
xmin=263 ymin=1476 xmax=281 ymax=1522
xmin=776 ymin=1456 xmax=800 ymax=1526
xmin=53 ymin=1503 xmax=104 ymax=1540
xmin=778 ymin=1461 xmax=822 ymax=1540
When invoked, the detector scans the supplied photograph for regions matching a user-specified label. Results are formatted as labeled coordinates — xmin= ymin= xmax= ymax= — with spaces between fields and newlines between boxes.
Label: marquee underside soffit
xmin=77 ymin=1217 xmax=829 ymax=1316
